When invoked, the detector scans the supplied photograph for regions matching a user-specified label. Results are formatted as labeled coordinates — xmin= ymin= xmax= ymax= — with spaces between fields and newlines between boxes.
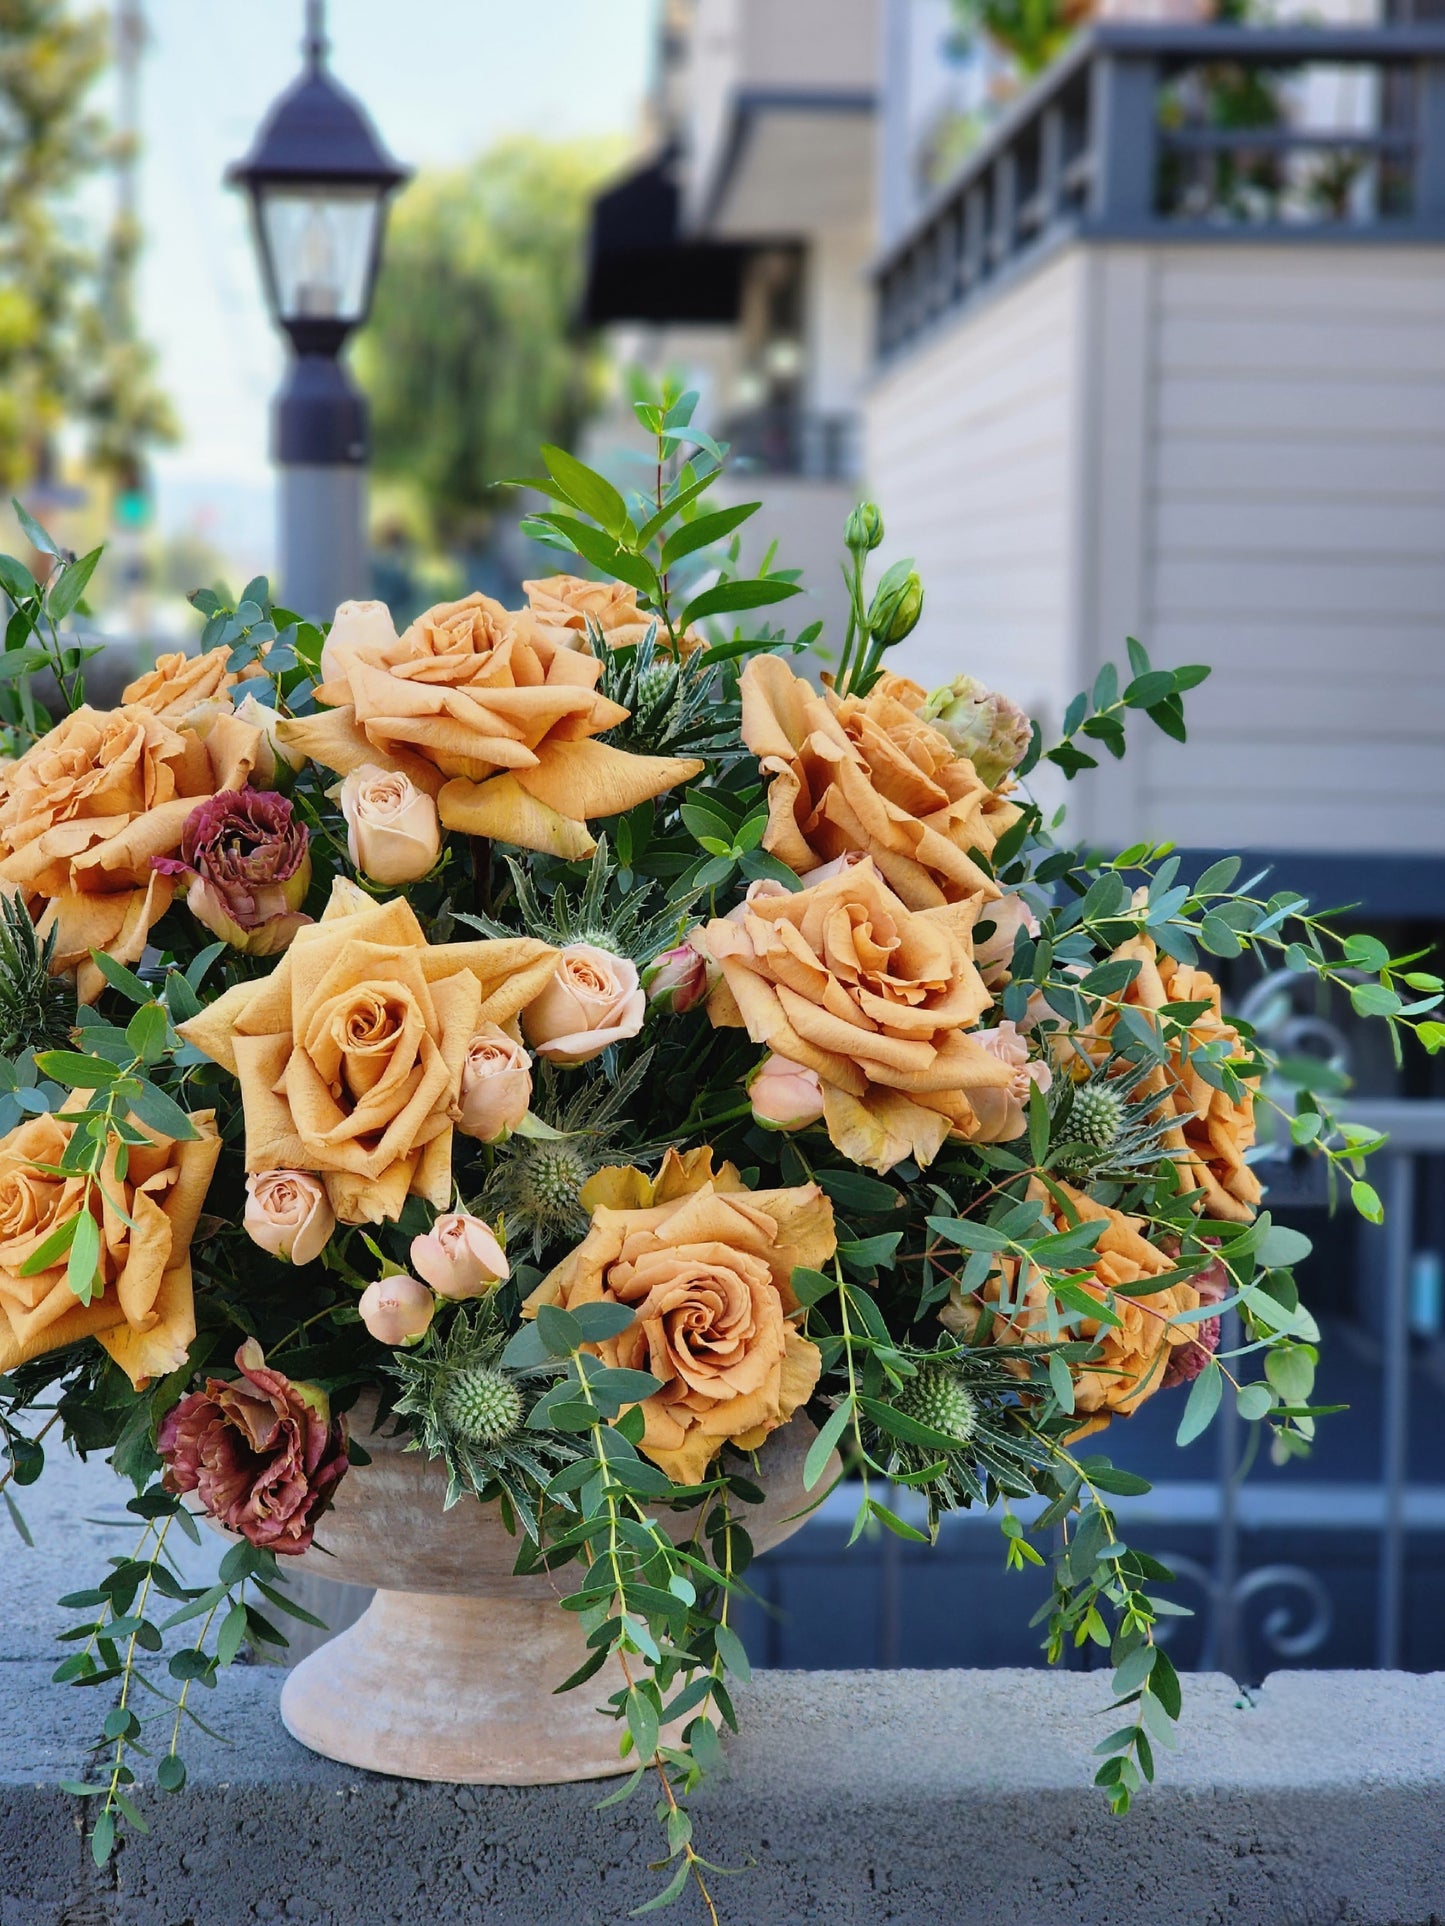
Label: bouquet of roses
xmin=0 ymin=391 xmax=1438 ymax=1916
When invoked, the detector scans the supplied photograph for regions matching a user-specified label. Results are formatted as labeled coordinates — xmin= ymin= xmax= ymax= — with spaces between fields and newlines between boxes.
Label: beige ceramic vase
xmin=276 ymin=1395 xmax=830 ymax=1785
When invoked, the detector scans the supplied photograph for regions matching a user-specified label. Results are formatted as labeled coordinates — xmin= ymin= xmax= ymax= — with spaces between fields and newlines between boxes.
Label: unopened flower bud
xmin=866 ymin=560 xmax=924 ymax=648
xmin=410 ymin=1213 xmax=509 ymax=1301
xmin=358 ymin=1274 xmax=435 ymax=1347
xmin=641 ymin=942 xmax=710 ymax=1014
xmin=748 ymin=1054 xmax=825 ymax=1131
xmin=925 ymin=674 xmax=1031 ymax=788
xmin=845 ymin=501 xmax=884 ymax=554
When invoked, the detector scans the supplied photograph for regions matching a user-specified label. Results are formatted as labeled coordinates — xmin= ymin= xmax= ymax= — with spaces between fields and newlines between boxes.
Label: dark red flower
xmin=153 ymin=786 xmax=311 ymax=956
xmin=1162 ymin=1242 xmax=1230 ymax=1390
xmin=158 ymin=1339 xmax=348 ymax=1554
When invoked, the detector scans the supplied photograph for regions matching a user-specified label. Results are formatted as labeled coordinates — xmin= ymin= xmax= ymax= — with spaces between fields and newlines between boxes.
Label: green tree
xmin=356 ymin=137 xmax=616 ymax=552
xmin=0 ymin=0 xmax=173 ymax=493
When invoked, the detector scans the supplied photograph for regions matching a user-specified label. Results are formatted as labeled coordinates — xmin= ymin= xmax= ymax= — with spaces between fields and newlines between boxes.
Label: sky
xmin=131 ymin=0 xmax=655 ymax=572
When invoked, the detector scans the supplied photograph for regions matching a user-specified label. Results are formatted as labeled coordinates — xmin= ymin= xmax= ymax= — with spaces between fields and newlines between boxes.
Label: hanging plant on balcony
xmin=0 ymin=395 xmax=1437 ymax=1920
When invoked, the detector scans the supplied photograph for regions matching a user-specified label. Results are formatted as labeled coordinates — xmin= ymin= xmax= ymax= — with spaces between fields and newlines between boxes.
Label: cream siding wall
xmin=865 ymin=251 xmax=1085 ymax=743
xmin=865 ymin=241 xmax=1445 ymax=855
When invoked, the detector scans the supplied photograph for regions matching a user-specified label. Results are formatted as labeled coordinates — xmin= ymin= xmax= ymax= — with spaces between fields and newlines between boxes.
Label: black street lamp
xmin=227 ymin=0 xmax=409 ymax=620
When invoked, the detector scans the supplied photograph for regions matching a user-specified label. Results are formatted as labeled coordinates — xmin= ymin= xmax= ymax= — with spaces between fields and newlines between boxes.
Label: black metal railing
xmin=718 ymin=406 xmax=861 ymax=481
xmin=876 ymin=23 xmax=1445 ymax=360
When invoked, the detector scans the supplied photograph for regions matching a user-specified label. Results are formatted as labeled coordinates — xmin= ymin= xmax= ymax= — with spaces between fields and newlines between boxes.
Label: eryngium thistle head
xmin=515 ymin=1140 xmax=594 ymax=1218
xmin=1070 ymin=1082 xmax=1126 ymax=1150
xmin=893 ymin=1362 xmax=978 ymax=1446
xmin=438 ymin=1365 xmax=523 ymax=1446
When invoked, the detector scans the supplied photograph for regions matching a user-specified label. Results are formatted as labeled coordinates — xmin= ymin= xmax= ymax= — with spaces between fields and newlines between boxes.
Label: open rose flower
xmin=338 ymin=764 xmax=441 ymax=885
xmin=153 ymin=787 xmax=311 ymax=956
xmin=740 ymin=654 xmax=1019 ymax=912
xmin=0 ymin=703 xmax=264 ymax=1001
xmin=457 ymin=1025 xmax=532 ymax=1141
xmin=523 ymin=944 xmax=644 ymax=1065
xmin=158 ymin=1339 xmax=348 ymax=1554
xmin=526 ymin=1149 xmax=833 ymax=1485
xmin=0 ymin=1105 xmax=220 ymax=1388
xmin=940 ymin=1179 xmax=1200 ymax=1442
xmin=122 ymin=646 xmax=236 ymax=723
xmin=411 ymin=1212 xmax=508 ymax=1299
xmin=279 ymin=591 xmax=703 ymax=861
xmin=358 ymin=1273 xmax=435 ymax=1344
xmin=969 ymin=1021 xmax=1053 ymax=1143
xmin=1063 ymin=935 xmax=1263 ymax=1224
xmin=695 ymin=857 xmax=1015 ymax=1174
xmin=244 ymin=1170 xmax=335 ymax=1267
xmin=523 ymin=574 xmax=702 ymax=657
xmin=177 ymin=883 xmax=557 ymax=1226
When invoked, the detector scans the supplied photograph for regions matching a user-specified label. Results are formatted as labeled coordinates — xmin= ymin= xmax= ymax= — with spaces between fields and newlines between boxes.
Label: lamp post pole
xmin=227 ymin=0 xmax=408 ymax=622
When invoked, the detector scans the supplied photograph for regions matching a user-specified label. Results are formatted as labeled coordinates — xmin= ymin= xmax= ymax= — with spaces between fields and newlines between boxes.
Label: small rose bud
xmin=845 ymin=500 xmax=884 ymax=554
xmin=321 ymin=599 xmax=397 ymax=687
xmin=866 ymin=560 xmax=924 ymax=648
xmin=924 ymin=675 xmax=1031 ymax=788
xmin=244 ymin=1170 xmax=335 ymax=1267
xmin=410 ymin=1213 xmax=509 ymax=1301
xmin=641 ymin=942 xmax=709 ymax=1014
xmin=358 ymin=1274 xmax=435 ymax=1347
xmin=748 ymin=1054 xmax=826 ymax=1131
xmin=339 ymin=765 xmax=442 ymax=886
xmin=457 ymin=1025 xmax=533 ymax=1142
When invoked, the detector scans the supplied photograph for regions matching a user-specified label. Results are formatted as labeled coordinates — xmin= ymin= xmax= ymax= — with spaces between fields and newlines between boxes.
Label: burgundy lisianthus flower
xmin=158 ymin=1340 xmax=349 ymax=1555
xmin=1162 ymin=1241 xmax=1230 ymax=1389
xmin=153 ymin=786 xmax=311 ymax=956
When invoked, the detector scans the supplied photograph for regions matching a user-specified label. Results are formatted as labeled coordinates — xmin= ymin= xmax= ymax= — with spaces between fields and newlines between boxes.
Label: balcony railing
xmin=719 ymin=405 xmax=862 ymax=482
xmin=876 ymin=23 xmax=1445 ymax=361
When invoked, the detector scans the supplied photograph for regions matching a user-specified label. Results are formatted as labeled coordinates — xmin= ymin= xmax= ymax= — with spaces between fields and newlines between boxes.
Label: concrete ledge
xmin=4 ymin=1662 xmax=1444 ymax=1925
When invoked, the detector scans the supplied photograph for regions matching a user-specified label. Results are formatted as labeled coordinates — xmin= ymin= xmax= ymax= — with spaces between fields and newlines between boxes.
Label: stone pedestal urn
xmin=276 ymin=1397 xmax=830 ymax=1785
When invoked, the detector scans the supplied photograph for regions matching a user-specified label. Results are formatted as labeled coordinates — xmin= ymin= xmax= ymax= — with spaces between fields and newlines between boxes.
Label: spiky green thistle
xmin=388 ymin=1303 xmax=577 ymax=1531
xmin=1049 ymin=1058 xmax=1189 ymax=1187
xmin=862 ymin=1348 xmax=1047 ymax=1530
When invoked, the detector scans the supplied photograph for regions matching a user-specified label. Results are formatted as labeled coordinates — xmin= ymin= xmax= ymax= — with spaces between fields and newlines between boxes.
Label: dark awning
xmin=582 ymin=148 xmax=749 ymax=327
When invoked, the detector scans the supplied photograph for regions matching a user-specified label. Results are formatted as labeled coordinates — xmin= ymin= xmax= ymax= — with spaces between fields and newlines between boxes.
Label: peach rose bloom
xmin=456 ymin=1024 xmax=532 ymax=1141
xmin=244 ymin=1170 xmax=335 ymax=1267
xmin=339 ymin=764 xmax=441 ymax=885
xmin=321 ymin=599 xmax=399 ymax=686
xmin=522 ymin=944 xmax=644 ymax=1066
xmin=122 ymin=646 xmax=236 ymax=722
xmin=359 ymin=1273 xmax=435 ymax=1345
xmin=740 ymin=654 xmax=1019 ymax=913
xmin=0 ymin=703 xmax=264 ymax=1002
xmin=748 ymin=1055 xmax=825 ymax=1131
xmin=973 ymin=893 xmax=1039 ymax=987
xmin=0 ymin=1106 xmax=220 ymax=1388
xmin=969 ymin=1021 xmax=1053 ymax=1142
xmin=280 ymin=590 xmax=702 ymax=862
xmin=940 ymin=1179 xmax=1201 ymax=1442
xmin=411 ymin=1212 xmax=508 ymax=1299
xmin=523 ymin=574 xmax=702 ymax=657
xmin=234 ymin=692 xmax=307 ymax=786
xmin=695 ymin=857 xmax=1016 ymax=1175
xmin=178 ymin=882 xmax=557 ymax=1226
xmin=1066 ymin=935 xmax=1262 ymax=1224
xmin=526 ymin=1149 xmax=834 ymax=1485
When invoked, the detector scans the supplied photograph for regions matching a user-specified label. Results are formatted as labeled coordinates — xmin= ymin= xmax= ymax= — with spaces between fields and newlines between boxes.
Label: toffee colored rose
xmin=0 ymin=1106 xmax=220 ymax=1387
xmin=410 ymin=1212 xmax=508 ymax=1299
xmin=153 ymin=786 xmax=311 ymax=956
xmin=695 ymin=857 xmax=1016 ymax=1175
xmin=526 ymin=1149 xmax=834 ymax=1486
xmin=339 ymin=764 xmax=441 ymax=885
xmin=748 ymin=1055 xmax=825 ymax=1131
xmin=358 ymin=1273 xmax=435 ymax=1345
xmin=522 ymin=944 xmax=644 ymax=1066
xmin=177 ymin=886 xmax=557 ymax=1226
xmin=0 ymin=703 xmax=264 ymax=1001
xmin=741 ymin=654 xmax=1018 ymax=913
xmin=244 ymin=1170 xmax=334 ymax=1267
xmin=158 ymin=1339 xmax=348 ymax=1554
xmin=279 ymin=590 xmax=702 ymax=861
xmin=940 ymin=1179 xmax=1200 ymax=1442
xmin=122 ymin=646 xmax=236 ymax=721
xmin=523 ymin=575 xmax=655 ymax=651
xmin=456 ymin=1025 xmax=532 ymax=1142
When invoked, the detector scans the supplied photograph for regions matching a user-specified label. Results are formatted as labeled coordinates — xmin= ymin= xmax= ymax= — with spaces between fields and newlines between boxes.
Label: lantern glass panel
xmin=259 ymin=184 xmax=382 ymax=326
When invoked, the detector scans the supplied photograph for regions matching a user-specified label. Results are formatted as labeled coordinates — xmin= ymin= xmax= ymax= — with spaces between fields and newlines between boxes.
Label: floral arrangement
xmin=0 ymin=402 xmax=1439 ymax=1919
